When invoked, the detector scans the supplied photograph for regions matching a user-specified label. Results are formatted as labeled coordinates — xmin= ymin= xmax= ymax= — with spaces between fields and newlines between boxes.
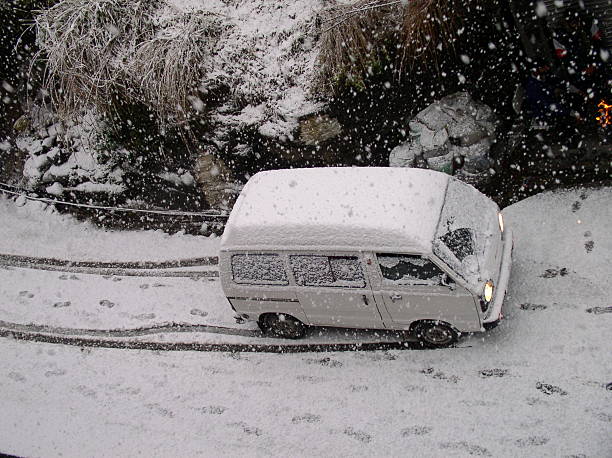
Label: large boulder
xmin=390 ymin=92 xmax=497 ymax=184
xmin=194 ymin=152 xmax=241 ymax=210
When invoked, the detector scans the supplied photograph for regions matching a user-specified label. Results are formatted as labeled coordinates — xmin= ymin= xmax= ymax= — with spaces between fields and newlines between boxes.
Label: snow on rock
xmin=170 ymin=0 xmax=325 ymax=139
xmin=45 ymin=182 xmax=64 ymax=196
xmin=390 ymin=92 xmax=497 ymax=182
xmin=15 ymin=110 xmax=127 ymax=194
xmin=70 ymin=182 xmax=125 ymax=194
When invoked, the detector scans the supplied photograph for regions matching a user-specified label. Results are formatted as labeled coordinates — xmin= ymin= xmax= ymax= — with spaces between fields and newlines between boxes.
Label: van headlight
xmin=484 ymin=280 xmax=494 ymax=303
xmin=498 ymin=212 xmax=504 ymax=233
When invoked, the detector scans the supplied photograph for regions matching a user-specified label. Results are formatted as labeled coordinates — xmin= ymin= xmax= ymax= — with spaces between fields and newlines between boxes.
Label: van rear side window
xmin=231 ymin=254 xmax=288 ymax=285
xmin=290 ymin=255 xmax=365 ymax=288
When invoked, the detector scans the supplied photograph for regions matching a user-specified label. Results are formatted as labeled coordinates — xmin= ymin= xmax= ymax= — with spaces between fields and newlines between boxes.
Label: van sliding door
xmin=289 ymin=254 xmax=384 ymax=329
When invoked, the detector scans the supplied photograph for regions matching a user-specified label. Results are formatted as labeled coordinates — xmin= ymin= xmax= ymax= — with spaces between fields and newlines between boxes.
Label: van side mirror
xmin=442 ymin=273 xmax=456 ymax=290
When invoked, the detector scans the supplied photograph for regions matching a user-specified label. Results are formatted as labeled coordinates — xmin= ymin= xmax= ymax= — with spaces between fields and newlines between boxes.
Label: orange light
xmin=596 ymin=100 xmax=611 ymax=127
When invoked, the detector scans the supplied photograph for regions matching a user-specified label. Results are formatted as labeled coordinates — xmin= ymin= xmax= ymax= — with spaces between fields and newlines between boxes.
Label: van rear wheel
xmin=259 ymin=314 xmax=306 ymax=339
xmin=413 ymin=321 xmax=458 ymax=348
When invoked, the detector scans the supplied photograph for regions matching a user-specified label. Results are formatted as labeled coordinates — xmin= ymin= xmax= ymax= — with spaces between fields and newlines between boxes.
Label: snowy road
xmin=0 ymin=188 xmax=611 ymax=457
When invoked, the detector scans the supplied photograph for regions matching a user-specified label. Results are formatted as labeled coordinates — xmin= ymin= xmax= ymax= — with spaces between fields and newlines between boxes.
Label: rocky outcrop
xmin=193 ymin=152 xmax=241 ymax=210
xmin=389 ymin=92 xmax=497 ymax=183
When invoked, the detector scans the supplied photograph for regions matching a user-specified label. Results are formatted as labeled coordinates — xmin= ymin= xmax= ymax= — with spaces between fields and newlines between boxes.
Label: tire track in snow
xmin=0 ymin=253 xmax=218 ymax=268
xmin=0 ymin=254 xmax=219 ymax=277
xmin=0 ymin=321 xmax=426 ymax=353
xmin=0 ymin=320 xmax=257 ymax=338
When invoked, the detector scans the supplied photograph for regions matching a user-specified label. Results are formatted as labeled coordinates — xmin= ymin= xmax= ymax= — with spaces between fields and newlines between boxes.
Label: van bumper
xmin=483 ymin=227 xmax=513 ymax=325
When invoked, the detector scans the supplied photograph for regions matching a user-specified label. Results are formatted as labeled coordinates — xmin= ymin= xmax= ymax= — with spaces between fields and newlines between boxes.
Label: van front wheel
xmin=259 ymin=314 xmax=306 ymax=339
xmin=413 ymin=321 xmax=459 ymax=348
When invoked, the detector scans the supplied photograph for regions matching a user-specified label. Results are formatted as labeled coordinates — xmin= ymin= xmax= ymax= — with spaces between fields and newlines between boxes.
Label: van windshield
xmin=433 ymin=178 xmax=498 ymax=289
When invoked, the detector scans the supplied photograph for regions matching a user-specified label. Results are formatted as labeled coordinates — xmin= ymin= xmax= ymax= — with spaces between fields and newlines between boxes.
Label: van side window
xmin=231 ymin=254 xmax=288 ymax=285
xmin=377 ymin=254 xmax=445 ymax=285
xmin=290 ymin=255 xmax=365 ymax=288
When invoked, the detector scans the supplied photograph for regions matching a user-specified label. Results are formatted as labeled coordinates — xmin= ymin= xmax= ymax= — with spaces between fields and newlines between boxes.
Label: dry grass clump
xmin=35 ymin=0 xmax=223 ymax=123
xmin=315 ymin=0 xmax=401 ymax=93
xmin=127 ymin=12 xmax=224 ymax=121
xmin=398 ymin=0 xmax=462 ymax=73
xmin=35 ymin=0 xmax=160 ymax=116
xmin=315 ymin=0 xmax=468 ymax=92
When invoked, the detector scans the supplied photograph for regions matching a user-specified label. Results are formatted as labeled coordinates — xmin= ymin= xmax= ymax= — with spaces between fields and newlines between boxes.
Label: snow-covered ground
xmin=0 ymin=196 xmax=219 ymax=261
xmin=0 ymin=187 xmax=611 ymax=457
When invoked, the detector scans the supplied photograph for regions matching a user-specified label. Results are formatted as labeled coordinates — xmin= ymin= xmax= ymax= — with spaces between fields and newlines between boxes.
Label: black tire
xmin=259 ymin=313 xmax=306 ymax=339
xmin=413 ymin=321 xmax=459 ymax=348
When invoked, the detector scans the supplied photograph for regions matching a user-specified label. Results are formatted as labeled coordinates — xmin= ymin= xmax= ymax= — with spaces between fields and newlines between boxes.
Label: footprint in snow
xmin=229 ymin=421 xmax=262 ymax=436
xmin=536 ymin=382 xmax=567 ymax=396
xmin=421 ymin=367 xmax=460 ymax=383
xmin=515 ymin=436 xmax=550 ymax=447
xmin=520 ymin=303 xmax=548 ymax=311
xmin=99 ymin=299 xmax=115 ymax=308
xmin=198 ymin=405 xmax=226 ymax=415
xmin=18 ymin=291 xmax=34 ymax=298
xmin=53 ymin=301 xmax=71 ymax=308
xmin=540 ymin=268 xmax=569 ymax=278
xmin=139 ymin=284 xmax=149 ymax=289
xmin=584 ymin=240 xmax=594 ymax=253
xmin=45 ymin=369 xmax=66 ymax=377
xmin=74 ymin=385 xmax=96 ymax=398
xmin=133 ymin=313 xmax=155 ymax=320
xmin=343 ymin=427 xmax=372 ymax=443
xmin=190 ymin=308 xmax=208 ymax=317
xmin=145 ymin=403 xmax=174 ymax=418
xmin=350 ymin=385 xmax=368 ymax=392
xmin=401 ymin=426 xmax=432 ymax=437
xmin=296 ymin=375 xmax=326 ymax=383
xmin=571 ymin=201 xmax=582 ymax=212
xmin=480 ymin=368 xmax=509 ymax=378
xmin=8 ymin=372 xmax=26 ymax=382
xmin=292 ymin=413 xmax=321 ymax=424
xmin=585 ymin=306 xmax=612 ymax=315
xmin=305 ymin=357 xmax=343 ymax=368
xmin=439 ymin=441 xmax=491 ymax=456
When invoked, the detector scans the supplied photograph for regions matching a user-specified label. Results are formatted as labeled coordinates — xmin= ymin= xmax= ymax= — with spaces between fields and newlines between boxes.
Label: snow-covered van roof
xmin=220 ymin=167 xmax=450 ymax=252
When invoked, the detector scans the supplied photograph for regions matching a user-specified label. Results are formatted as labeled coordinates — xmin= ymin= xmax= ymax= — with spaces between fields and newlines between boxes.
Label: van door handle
xmin=362 ymin=295 xmax=369 ymax=305
xmin=390 ymin=294 xmax=402 ymax=302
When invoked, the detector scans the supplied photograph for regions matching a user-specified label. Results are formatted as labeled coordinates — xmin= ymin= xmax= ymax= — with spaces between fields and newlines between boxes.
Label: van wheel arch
xmin=410 ymin=320 xmax=460 ymax=348
xmin=258 ymin=313 xmax=306 ymax=339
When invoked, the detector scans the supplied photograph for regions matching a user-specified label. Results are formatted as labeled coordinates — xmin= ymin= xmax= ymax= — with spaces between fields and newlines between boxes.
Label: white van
xmin=219 ymin=167 xmax=513 ymax=347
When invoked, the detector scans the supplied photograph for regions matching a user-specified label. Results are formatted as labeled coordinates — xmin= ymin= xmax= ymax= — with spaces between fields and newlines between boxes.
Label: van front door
xmin=289 ymin=254 xmax=384 ymax=329
xmin=373 ymin=253 xmax=480 ymax=332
